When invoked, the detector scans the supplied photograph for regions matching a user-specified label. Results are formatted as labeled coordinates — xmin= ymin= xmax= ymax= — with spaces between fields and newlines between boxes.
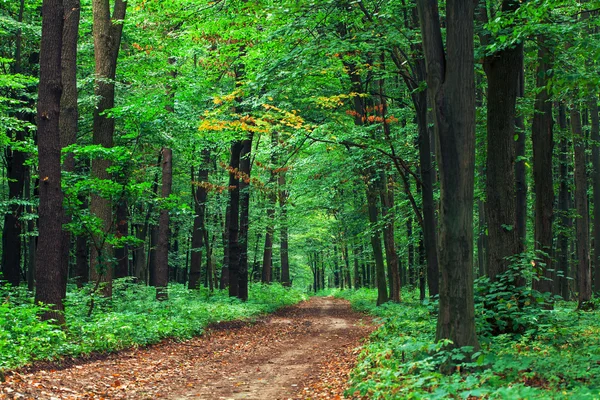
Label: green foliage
xmin=0 ymin=281 xmax=306 ymax=372
xmin=337 ymin=289 xmax=600 ymax=399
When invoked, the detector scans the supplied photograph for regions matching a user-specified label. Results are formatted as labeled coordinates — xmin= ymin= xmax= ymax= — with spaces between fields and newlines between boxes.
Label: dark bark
xmin=417 ymin=0 xmax=480 ymax=349
xmin=557 ymin=104 xmax=571 ymax=299
xmin=589 ymin=97 xmax=600 ymax=293
xmin=227 ymin=141 xmax=242 ymax=297
xmin=262 ymin=198 xmax=275 ymax=284
xmin=571 ymin=108 xmax=592 ymax=308
xmin=483 ymin=13 xmax=523 ymax=280
xmin=25 ymin=170 xmax=37 ymax=291
xmin=148 ymin=225 xmax=158 ymax=286
xmin=380 ymin=173 xmax=400 ymax=302
xmin=189 ymin=149 xmax=210 ymax=289
xmin=114 ymin=199 xmax=129 ymax=278
xmin=353 ymin=245 xmax=360 ymax=289
xmin=238 ymin=136 xmax=253 ymax=301
xmin=531 ymin=38 xmax=555 ymax=295
xmin=279 ymin=168 xmax=290 ymax=286
xmin=366 ymin=174 xmax=388 ymax=305
xmin=89 ymin=0 xmax=127 ymax=297
xmin=515 ymin=60 xmax=527 ymax=246
xmin=155 ymin=148 xmax=172 ymax=300
xmin=35 ymin=0 xmax=65 ymax=323
xmin=57 ymin=0 xmax=80 ymax=293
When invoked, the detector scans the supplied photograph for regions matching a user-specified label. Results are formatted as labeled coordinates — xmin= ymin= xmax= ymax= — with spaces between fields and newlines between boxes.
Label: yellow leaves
xmin=315 ymin=92 xmax=367 ymax=109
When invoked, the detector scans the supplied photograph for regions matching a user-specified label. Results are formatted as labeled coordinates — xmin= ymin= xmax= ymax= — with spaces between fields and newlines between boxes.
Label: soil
xmin=0 ymin=297 xmax=375 ymax=399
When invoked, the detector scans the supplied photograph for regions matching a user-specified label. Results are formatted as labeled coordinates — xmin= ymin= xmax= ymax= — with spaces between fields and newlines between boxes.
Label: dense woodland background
xmin=2 ymin=0 xmax=600 ymax=393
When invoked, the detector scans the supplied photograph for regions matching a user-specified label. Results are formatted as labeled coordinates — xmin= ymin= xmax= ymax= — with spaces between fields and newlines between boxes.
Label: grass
xmin=0 ymin=279 xmax=307 ymax=372
xmin=333 ymin=288 xmax=600 ymax=399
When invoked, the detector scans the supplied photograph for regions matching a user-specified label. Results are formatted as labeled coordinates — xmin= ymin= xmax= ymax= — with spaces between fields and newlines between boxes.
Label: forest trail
xmin=1 ymin=297 xmax=375 ymax=399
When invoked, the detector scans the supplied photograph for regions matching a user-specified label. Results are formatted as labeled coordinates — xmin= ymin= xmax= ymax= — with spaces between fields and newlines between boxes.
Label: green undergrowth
xmin=0 ymin=280 xmax=307 ymax=372
xmin=333 ymin=288 xmax=600 ymax=399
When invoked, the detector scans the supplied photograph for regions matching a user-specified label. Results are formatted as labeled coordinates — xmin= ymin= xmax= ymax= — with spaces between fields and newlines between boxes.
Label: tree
xmin=417 ymin=0 xmax=480 ymax=350
xmin=155 ymin=147 xmax=172 ymax=300
xmin=34 ymin=0 xmax=65 ymax=323
xmin=89 ymin=0 xmax=127 ymax=296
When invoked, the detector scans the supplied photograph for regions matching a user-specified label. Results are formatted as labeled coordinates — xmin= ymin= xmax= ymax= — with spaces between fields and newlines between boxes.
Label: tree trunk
xmin=279 ymin=168 xmax=290 ymax=286
xmin=483 ymin=23 xmax=523 ymax=281
xmin=155 ymin=148 xmax=172 ymax=300
xmin=589 ymin=97 xmax=600 ymax=293
xmin=515 ymin=60 xmax=527 ymax=247
xmin=114 ymin=199 xmax=129 ymax=278
xmin=417 ymin=0 xmax=480 ymax=350
xmin=90 ymin=0 xmax=127 ymax=297
xmin=353 ymin=244 xmax=360 ymax=289
xmin=35 ymin=0 xmax=65 ymax=323
xmin=189 ymin=149 xmax=210 ymax=289
xmin=531 ymin=38 xmax=555 ymax=295
xmin=238 ymin=135 xmax=253 ymax=301
xmin=380 ymin=173 xmax=400 ymax=302
xmin=557 ymin=104 xmax=571 ymax=299
xmin=227 ymin=141 xmax=242 ymax=297
xmin=571 ymin=107 xmax=592 ymax=308
xmin=366 ymin=174 xmax=388 ymax=305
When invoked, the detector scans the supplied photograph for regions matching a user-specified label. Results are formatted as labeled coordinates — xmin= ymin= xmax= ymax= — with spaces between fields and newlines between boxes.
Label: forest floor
xmin=0 ymin=297 xmax=375 ymax=400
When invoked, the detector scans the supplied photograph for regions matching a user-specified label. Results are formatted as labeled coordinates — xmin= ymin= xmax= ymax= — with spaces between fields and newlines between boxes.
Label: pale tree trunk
xmin=417 ymin=0 xmax=480 ymax=350
xmin=35 ymin=0 xmax=65 ymax=323
xmin=155 ymin=148 xmax=172 ymax=300
xmin=571 ymin=107 xmax=593 ymax=309
xmin=90 ymin=0 xmax=127 ymax=297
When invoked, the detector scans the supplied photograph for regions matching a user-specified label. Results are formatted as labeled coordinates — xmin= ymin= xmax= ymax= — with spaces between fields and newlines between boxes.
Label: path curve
xmin=1 ymin=297 xmax=374 ymax=399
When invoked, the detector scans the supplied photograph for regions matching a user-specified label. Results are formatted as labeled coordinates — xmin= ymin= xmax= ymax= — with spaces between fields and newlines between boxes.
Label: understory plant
xmin=0 ymin=280 xmax=307 ymax=372
xmin=339 ymin=285 xmax=600 ymax=399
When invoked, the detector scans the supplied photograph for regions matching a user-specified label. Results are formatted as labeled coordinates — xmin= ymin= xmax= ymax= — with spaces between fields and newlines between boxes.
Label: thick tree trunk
xmin=589 ymin=97 xmax=600 ymax=293
xmin=238 ymin=135 xmax=253 ymax=301
xmin=483 ymin=32 xmax=523 ymax=281
xmin=90 ymin=0 xmax=127 ymax=297
xmin=35 ymin=0 xmax=65 ymax=323
xmin=366 ymin=174 xmax=388 ymax=305
xmin=417 ymin=0 xmax=479 ymax=350
xmin=227 ymin=141 xmax=242 ymax=297
xmin=531 ymin=38 xmax=555 ymax=295
xmin=571 ymin=108 xmax=592 ymax=308
xmin=155 ymin=148 xmax=172 ymax=300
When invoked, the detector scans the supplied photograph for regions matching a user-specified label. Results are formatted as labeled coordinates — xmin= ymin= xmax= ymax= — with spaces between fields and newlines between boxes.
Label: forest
xmin=1 ymin=0 xmax=600 ymax=398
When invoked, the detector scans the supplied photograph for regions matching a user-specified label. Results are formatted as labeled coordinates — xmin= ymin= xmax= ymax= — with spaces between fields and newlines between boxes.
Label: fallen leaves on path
xmin=1 ymin=297 xmax=374 ymax=399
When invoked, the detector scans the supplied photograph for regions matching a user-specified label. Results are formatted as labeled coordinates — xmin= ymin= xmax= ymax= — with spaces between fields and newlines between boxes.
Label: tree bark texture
xmin=155 ymin=148 xmax=172 ymax=300
xmin=34 ymin=0 xmax=66 ymax=323
xmin=589 ymin=97 xmax=600 ymax=293
xmin=227 ymin=141 xmax=242 ymax=298
xmin=531 ymin=38 xmax=555 ymax=295
xmin=483 ymin=31 xmax=523 ymax=281
xmin=557 ymin=104 xmax=571 ymax=299
xmin=417 ymin=0 xmax=480 ymax=349
xmin=238 ymin=135 xmax=253 ymax=301
xmin=366 ymin=174 xmax=388 ymax=306
xmin=90 ymin=0 xmax=127 ymax=297
xmin=189 ymin=149 xmax=210 ymax=289
xmin=380 ymin=173 xmax=400 ymax=302
xmin=279 ymin=168 xmax=290 ymax=286
xmin=571 ymin=108 xmax=592 ymax=308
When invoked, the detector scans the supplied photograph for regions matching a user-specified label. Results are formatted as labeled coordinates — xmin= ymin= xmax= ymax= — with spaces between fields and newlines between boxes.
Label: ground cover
xmin=0 ymin=280 xmax=307 ymax=373
xmin=336 ymin=288 xmax=600 ymax=399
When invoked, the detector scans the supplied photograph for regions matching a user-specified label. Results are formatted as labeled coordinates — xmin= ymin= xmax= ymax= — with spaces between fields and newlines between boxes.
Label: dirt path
xmin=1 ymin=297 xmax=375 ymax=399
